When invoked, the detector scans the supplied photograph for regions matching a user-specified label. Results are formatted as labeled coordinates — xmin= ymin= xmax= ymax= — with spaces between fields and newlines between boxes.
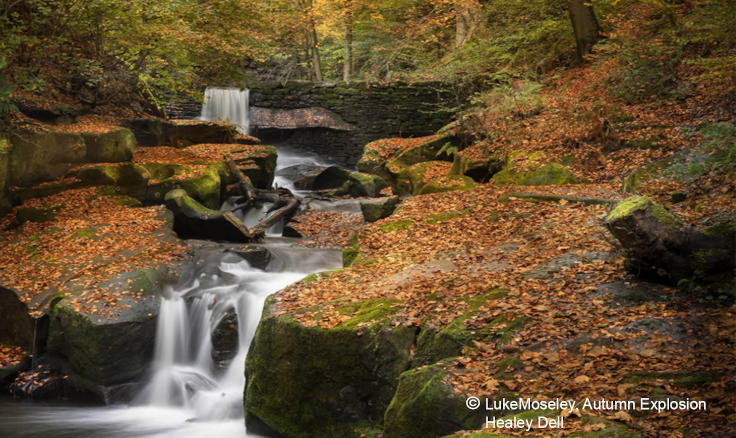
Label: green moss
xmin=336 ymin=298 xmax=401 ymax=329
xmin=605 ymin=195 xmax=682 ymax=226
xmin=16 ymin=204 xmax=65 ymax=223
xmin=419 ymin=175 xmax=477 ymax=195
xmin=384 ymin=363 xmax=480 ymax=438
xmin=425 ymin=209 xmax=469 ymax=224
xmin=300 ymin=269 xmax=343 ymax=284
xmin=494 ymin=356 xmax=525 ymax=380
xmin=69 ymin=227 xmax=96 ymax=239
xmin=379 ymin=220 xmax=414 ymax=232
xmin=622 ymin=157 xmax=675 ymax=193
xmin=492 ymin=163 xmax=579 ymax=186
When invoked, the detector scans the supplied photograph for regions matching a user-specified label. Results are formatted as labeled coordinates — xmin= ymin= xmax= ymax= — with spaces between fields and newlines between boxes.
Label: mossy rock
xmin=492 ymin=163 xmax=579 ymax=186
xmin=395 ymin=161 xmax=443 ymax=196
xmin=337 ymin=172 xmax=389 ymax=198
xmin=46 ymin=268 xmax=172 ymax=389
xmin=419 ymin=175 xmax=476 ymax=195
xmin=360 ymin=196 xmax=401 ymax=223
xmin=245 ymin=299 xmax=416 ymax=438
xmin=383 ymin=363 xmax=485 ymax=438
xmin=82 ymin=129 xmax=136 ymax=163
xmin=146 ymin=166 xmax=221 ymax=209
xmin=425 ymin=210 xmax=469 ymax=224
xmin=8 ymin=130 xmax=86 ymax=187
xmin=413 ymin=289 xmax=521 ymax=366
xmin=16 ymin=204 xmax=65 ymax=223
xmin=343 ymin=231 xmax=367 ymax=267
xmin=622 ymin=157 xmax=675 ymax=193
xmin=605 ymin=195 xmax=682 ymax=226
xmin=77 ymin=163 xmax=150 ymax=199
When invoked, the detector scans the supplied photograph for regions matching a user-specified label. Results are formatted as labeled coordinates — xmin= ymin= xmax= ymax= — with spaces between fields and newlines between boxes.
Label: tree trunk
xmin=568 ymin=0 xmax=600 ymax=63
xmin=311 ymin=28 xmax=323 ymax=82
xmin=343 ymin=0 xmax=353 ymax=82
xmin=454 ymin=1 xmax=482 ymax=49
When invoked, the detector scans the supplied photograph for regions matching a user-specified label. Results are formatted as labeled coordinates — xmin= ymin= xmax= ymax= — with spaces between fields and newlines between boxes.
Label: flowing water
xmin=200 ymin=87 xmax=251 ymax=135
xmin=0 ymin=146 xmax=343 ymax=437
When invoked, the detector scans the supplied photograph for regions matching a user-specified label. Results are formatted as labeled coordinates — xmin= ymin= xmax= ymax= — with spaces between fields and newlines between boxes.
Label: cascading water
xmin=200 ymin=87 xmax=251 ymax=135
xmin=0 ymin=148 xmax=343 ymax=438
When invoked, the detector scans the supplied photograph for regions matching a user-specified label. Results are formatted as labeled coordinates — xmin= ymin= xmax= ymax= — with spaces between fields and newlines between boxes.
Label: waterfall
xmin=138 ymin=247 xmax=342 ymax=424
xmin=200 ymin=87 xmax=250 ymax=135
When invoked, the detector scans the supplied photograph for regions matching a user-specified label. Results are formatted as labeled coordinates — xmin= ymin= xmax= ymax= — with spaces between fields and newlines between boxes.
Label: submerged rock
xmin=211 ymin=313 xmax=238 ymax=363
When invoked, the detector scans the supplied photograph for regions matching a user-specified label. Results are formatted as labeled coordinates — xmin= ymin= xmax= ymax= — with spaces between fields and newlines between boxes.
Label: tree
xmin=454 ymin=0 xmax=483 ymax=49
xmin=568 ymin=0 xmax=600 ymax=63
xmin=343 ymin=0 xmax=353 ymax=82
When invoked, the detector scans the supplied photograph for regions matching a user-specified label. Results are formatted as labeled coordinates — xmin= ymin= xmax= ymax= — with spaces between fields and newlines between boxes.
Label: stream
xmin=0 ymin=144 xmax=346 ymax=438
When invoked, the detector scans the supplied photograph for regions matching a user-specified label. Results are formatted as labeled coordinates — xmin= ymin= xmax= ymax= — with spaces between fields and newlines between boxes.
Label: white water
xmin=200 ymin=87 xmax=251 ymax=135
xmin=0 ymin=146 xmax=344 ymax=438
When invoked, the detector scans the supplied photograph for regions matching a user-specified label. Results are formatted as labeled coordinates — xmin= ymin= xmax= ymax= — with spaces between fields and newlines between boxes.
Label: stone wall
xmin=249 ymin=81 xmax=458 ymax=166
xmin=167 ymin=81 xmax=461 ymax=167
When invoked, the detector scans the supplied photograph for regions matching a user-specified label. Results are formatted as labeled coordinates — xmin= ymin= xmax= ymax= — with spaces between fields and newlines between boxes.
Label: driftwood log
xmin=165 ymin=159 xmax=301 ymax=242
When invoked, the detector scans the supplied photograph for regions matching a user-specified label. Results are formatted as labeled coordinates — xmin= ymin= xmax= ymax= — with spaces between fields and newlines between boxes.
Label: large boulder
xmin=333 ymin=172 xmax=389 ymax=198
xmin=232 ymin=145 xmax=277 ymax=190
xmin=8 ymin=130 xmax=86 ymax=186
xmin=245 ymin=297 xmax=416 ymax=438
xmin=419 ymin=175 xmax=477 ymax=195
xmin=82 ymin=128 xmax=136 ymax=163
xmin=360 ymin=196 xmax=401 ymax=222
xmin=147 ymin=165 xmax=223 ymax=209
xmin=46 ymin=266 xmax=178 ymax=395
xmin=278 ymin=165 xmax=352 ymax=191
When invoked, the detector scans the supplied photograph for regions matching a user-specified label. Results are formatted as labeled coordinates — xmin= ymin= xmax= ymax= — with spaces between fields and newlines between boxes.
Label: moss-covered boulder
xmin=394 ymin=161 xmax=446 ymax=196
xmin=360 ymin=196 xmax=401 ymax=222
xmin=334 ymin=172 xmax=389 ymax=198
xmin=419 ymin=175 xmax=477 ymax=195
xmin=77 ymin=163 xmax=150 ymax=199
xmin=82 ymin=128 xmax=136 ymax=163
xmin=146 ymin=165 xmax=222 ymax=209
xmin=46 ymin=266 xmax=177 ymax=392
xmin=245 ymin=298 xmax=416 ymax=438
xmin=8 ymin=130 xmax=86 ymax=187
xmin=383 ymin=363 xmax=485 ymax=438
xmin=492 ymin=163 xmax=579 ymax=186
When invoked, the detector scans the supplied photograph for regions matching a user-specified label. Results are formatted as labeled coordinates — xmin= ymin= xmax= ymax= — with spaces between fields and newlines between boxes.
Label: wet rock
xmin=333 ymin=172 xmax=389 ymax=198
xmin=0 ymin=357 xmax=30 ymax=390
xmin=360 ymin=196 xmax=401 ymax=222
xmin=82 ymin=128 xmax=137 ymax=163
xmin=278 ymin=165 xmax=351 ymax=191
xmin=211 ymin=313 xmax=238 ymax=363
xmin=226 ymin=247 xmax=274 ymax=271
xmin=165 ymin=189 xmax=261 ymax=242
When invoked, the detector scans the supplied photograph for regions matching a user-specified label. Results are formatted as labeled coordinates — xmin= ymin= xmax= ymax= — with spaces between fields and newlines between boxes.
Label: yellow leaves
xmin=573 ymin=375 xmax=590 ymax=385
xmin=613 ymin=410 xmax=633 ymax=422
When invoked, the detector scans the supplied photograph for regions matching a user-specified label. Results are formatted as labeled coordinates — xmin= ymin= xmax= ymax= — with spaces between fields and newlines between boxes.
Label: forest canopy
xmin=0 ymin=0 xmax=735 ymax=110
